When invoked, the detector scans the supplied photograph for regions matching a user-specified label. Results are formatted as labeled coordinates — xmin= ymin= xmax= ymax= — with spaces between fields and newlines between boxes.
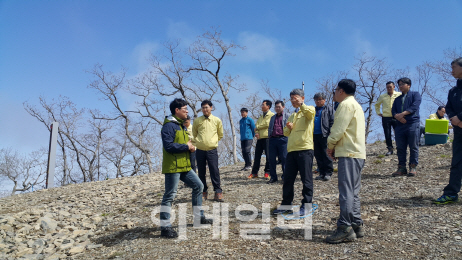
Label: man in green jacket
xmin=160 ymin=98 xmax=212 ymax=238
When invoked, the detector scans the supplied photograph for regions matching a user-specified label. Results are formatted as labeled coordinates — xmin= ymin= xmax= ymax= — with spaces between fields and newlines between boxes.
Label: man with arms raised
xmin=273 ymin=89 xmax=315 ymax=217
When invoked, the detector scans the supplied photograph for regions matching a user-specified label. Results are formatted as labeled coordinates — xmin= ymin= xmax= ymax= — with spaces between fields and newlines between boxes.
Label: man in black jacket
xmin=312 ymin=93 xmax=335 ymax=181
xmin=433 ymin=57 xmax=462 ymax=204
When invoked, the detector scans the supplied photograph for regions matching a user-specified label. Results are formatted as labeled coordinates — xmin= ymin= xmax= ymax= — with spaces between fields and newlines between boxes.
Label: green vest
xmin=162 ymin=116 xmax=192 ymax=174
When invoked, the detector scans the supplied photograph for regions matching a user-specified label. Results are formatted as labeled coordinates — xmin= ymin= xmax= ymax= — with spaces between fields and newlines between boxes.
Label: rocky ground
xmin=1 ymin=140 xmax=462 ymax=260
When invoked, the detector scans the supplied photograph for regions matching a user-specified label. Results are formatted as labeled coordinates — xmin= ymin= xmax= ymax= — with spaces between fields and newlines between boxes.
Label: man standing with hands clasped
xmin=375 ymin=81 xmax=401 ymax=155
xmin=391 ymin=77 xmax=421 ymax=177
xmin=193 ymin=100 xmax=224 ymax=202
xmin=326 ymin=79 xmax=366 ymax=244
xmin=249 ymin=100 xmax=274 ymax=179
xmin=267 ymin=100 xmax=290 ymax=184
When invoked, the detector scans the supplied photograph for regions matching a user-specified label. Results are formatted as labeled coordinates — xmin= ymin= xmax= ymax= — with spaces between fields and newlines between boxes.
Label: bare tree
xmin=261 ymin=79 xmax=288 ymax=103
xmin=316 ymin=71 xmax=349 ymax=107
xmin=187 ymin=28 xmax=246 ymax=164
xmin=101 ymin=133 xmax=130 ymax=178
xmin=0 ymin=148 xmax=47 ymax=195
xmin=429 ymin=47 xmax=462 ymax=88
xmin=24 ymin=96 xmax=79 ymax=185
xmin=414 ymin=63 xmax=432 ymax=101
xmin=353 ymin=54 xmax=390 ymax=140
xmin=144 ymin=40 xmax=219 ymax=119
xmin=88 ymin=64 xmax=155 ymax=173
xmin=426 ymin=46 xmax=462 ymax=106
xmin=217 ymin=112 xmax=237 ymax=167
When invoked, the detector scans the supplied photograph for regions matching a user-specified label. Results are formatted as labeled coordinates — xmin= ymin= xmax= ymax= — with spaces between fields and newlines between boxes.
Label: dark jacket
xmin=392 ymin=91 xmax=421 ymax=125
xmin=239 ymin=117 xmax=256 ymax=141
xmin=268 ymin=111 xmax=291 ymax=138
xmin=161 ymin=115 xmax=191 ymax=174
xmin=446 ymin=79 xmax=462 ymax=134
xmin=316 ymin=105 xmax=335 ymax=137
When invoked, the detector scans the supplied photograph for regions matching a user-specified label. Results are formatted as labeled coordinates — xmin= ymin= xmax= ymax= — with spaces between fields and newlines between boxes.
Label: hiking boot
xmin=408 ymin=164 xmax=417 ymax=177
xmin=315 ymin=175 xmax=325 ymax=180
xmin=214 ymin=192 xmax=224 ymax=202
xmin=272 ymin=206 xmax=293 ymax=215
xmin=267 ymin=179 xmax=278 ymax=184
xmin=244 ymin=166 xmax=252 ymax=171
xmin=161 ymin=226 xmax=178 ymax=238
xmin=432 ymin=195 xmax=459 ymax=205
xmin=322 ymin=175 xmax=331 ymax=181
xmin=293 ymin=205 xmax=312 ymax=217
xmin=325 ymin=225 xmax=356 ymax=244
xmin=264 ymin=173 xmax=270 ymax=179
xmin=351 ymin=223 xmax=364 ymax=238
xmin=247 ymin=173 xmax=258 ymax=179
xmin=200 ymin=216 xmax=213 ymax=225
xmin=385 ymin=148 xmax=393 ymax=156
xmin=202 ymin=192 xmax=208 ymax=201
xmin=392 ymin=166 xmax=407 ymax=177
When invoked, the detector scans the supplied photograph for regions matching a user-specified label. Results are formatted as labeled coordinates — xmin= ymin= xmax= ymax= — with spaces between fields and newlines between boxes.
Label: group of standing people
xmin=158 ymin=57 xmax=462 ymax=243
xmin=241 ymin=94 xmax=335 ymax=183
xmin=244 ymin=81 xmax=366 ymax=243
xmin=374 ymin=58 xmax=462 ymax=205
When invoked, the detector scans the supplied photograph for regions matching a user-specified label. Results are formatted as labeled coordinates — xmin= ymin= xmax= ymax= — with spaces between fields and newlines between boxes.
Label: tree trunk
xmin=216 ymin=79 xmax=238 ymax=164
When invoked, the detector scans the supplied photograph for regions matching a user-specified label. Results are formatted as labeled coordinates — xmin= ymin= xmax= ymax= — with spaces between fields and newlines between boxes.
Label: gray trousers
xmin=337 ymin=157 xmax=365 ymax=227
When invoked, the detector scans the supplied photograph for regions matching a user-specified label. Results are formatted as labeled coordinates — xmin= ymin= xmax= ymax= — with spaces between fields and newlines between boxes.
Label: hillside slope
xmin=1 ymin=141 xmax=461 ymax=259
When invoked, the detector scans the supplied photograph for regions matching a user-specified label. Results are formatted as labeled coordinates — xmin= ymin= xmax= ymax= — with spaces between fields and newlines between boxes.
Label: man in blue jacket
xmin=239 ymin=108 xmax=255 ymax=171
xmin=312 ymin=93 xmax=335 ymax=181
xmin=391 ymin=77 xmax=421 ymax=177
xmin=267 ymin=100 xmax=291 ymax=183
xmin=433 ymin=57 xmax=462 ymax=204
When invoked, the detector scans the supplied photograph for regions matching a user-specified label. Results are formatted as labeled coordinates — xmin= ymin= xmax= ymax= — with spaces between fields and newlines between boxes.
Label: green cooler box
xmin=425 ymin=133 xmax=448 ymax=145
xmin=425 ymin=119 xmax=449 ymax=134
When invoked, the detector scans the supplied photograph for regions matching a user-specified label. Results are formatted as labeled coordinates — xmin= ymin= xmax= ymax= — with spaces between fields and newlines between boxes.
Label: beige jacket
xmin=375 ymin=92 xmax=402 ymax=117
xmin=255 ymin=110 xmax=275 ymax=139
xmin=328 ymin=95 xmax=366 ymax=159
xmin=283 ymin=104 xmax=315 ymax=153
xmin=192 ymin=114 xmax=223 ymax=151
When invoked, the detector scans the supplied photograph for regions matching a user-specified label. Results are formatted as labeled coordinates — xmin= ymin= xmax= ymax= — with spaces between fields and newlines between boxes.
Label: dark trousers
xmin=252 ymin=138 xmax=270 ymax=175
xmin=241 ymin=139 xmax=253 ymax=167
xmin=190 ymin=151 xmax=197 ymax=173
xmin=196 ymin=149 xmax=222 ymax=193
xmin=313 ymin=134 xmax=333 ymax=177
xmin=282 ymin=150 xmax=314 ymax=205
xmin=269 ymin=136 xmax=288 ymax=181
xmin=395 ymin=122 xmax=420 ymax=166
xmin=382 ymin=117 xmax=396 ymax=149
xmin=443 ymin=133 xmax=462 ymax=198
